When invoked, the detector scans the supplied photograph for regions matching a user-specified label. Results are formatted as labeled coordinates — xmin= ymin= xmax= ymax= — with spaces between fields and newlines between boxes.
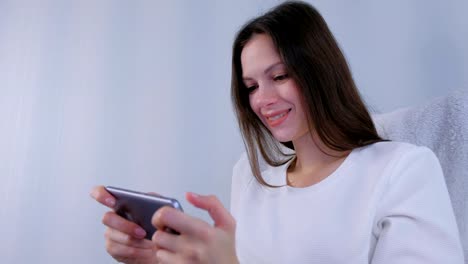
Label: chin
xmin=271 ymin=128 xmax=310 ymax=143
xmin=271 ymin=132 xmax=294 ymax=143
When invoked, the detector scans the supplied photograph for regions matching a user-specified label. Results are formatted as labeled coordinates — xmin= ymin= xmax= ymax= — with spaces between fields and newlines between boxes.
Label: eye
xmin=273 ymin=73 xmax=289 ymax=81
xmin=246 ymin=84 xmax=258 ymax=93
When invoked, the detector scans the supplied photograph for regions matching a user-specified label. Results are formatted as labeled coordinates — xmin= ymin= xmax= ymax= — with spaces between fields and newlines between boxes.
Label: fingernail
xmin=135 ymin=227 xmax=146 ymax=238
xmin=90 ymin=190 xmax=98 ymax=199
xmin=188 ymin=192 xmax=199 ymax=197
xmin=105 ymin=198 xmax=115 ymax=207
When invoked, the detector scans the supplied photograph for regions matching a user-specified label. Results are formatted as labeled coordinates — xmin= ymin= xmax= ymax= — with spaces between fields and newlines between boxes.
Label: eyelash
xmin=273 ymin=73 xmax=288 ymax=81
xmin=246 ymin=85 xmax=258 ymax=93
xmin=245 ymin=74 xmax=289 ymax=93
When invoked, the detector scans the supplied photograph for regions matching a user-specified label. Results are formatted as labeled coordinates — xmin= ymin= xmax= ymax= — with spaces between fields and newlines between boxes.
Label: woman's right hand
xmin=90 ymin=185 xmax=158 ymax=264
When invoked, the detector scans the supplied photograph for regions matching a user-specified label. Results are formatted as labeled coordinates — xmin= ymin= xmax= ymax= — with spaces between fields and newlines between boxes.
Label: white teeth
xmin=268 ymin=112 xmax=287 ymax=121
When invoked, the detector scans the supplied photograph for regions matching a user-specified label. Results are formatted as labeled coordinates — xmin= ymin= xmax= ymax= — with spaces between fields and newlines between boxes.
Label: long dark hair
xmin=231 ymin=1 xmax=386 ymax=187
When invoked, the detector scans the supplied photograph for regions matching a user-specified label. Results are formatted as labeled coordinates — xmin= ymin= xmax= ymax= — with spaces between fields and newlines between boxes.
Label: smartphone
xmin=105 ymin=186 xmax=183 ymax=240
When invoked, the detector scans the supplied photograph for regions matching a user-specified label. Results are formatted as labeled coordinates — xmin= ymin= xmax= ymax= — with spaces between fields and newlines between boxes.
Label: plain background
xmin=0 ymin=0 xmax=466 ymax=263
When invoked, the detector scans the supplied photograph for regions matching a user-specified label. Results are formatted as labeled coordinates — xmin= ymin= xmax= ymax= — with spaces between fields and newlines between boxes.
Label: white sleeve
xmin=230 ymin=152 xmax=251 ymax=219
xmin=371 ymin=146 xmax=464 ymax=263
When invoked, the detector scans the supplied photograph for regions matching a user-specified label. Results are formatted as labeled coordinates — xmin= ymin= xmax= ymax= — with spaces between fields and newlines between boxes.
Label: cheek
xmin=286 ymin=85 xmax=303 ymax=109
xmin=248 ymin=95 xmax=261 ymax=117
xmin=294 ymin=99 xmax=309 ymax=128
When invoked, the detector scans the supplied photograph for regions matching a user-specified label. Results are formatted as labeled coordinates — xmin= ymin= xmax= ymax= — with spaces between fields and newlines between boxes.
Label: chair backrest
xmin=373 ymin=90 xmax=468 ymax=262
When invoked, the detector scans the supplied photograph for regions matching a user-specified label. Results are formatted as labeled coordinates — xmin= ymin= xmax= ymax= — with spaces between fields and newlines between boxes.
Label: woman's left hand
xmin=151 ymin=192 xmax=239 ymax=264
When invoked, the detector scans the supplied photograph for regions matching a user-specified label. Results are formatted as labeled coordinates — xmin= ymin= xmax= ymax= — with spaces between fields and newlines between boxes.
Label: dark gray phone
xmin=105 ymin=186 xmax=183 ymax=240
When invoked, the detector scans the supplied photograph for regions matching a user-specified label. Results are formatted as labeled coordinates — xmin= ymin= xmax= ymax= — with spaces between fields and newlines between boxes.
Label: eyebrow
xmin=242 ymin=61 xmax=285 ymax=81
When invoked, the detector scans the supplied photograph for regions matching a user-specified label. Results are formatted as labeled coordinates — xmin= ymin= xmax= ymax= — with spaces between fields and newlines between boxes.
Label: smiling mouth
xmin=268 ymin=111 xmax=287 ymax=121
xmin=265 ymin=109 xmax=291 ymax=127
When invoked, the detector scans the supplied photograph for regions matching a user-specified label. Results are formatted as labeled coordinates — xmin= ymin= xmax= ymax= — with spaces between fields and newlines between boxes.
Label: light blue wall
xmin=313 ymin=0 xmax=467 ymax=112
xmin=0 ymin=1 xmax=466 ymax=263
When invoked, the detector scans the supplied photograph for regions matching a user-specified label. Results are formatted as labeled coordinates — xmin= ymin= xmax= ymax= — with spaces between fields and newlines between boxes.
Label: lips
xmin=263 ymin=109 xmax=291 ymax=127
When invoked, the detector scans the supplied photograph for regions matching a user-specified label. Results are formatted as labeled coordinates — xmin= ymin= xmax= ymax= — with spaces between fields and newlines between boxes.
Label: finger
xmin=105 ymin=228 xmax=154 ymax=249
xmin=147 ymin=191 xmax=162 ymax=197
xmin=156 ymin=249 xmax=181 ymax=264
xmin=152 ymin=206 xmax=210 ymax=237
xmin=186 ymin=193 xmax=235 ymax=231
xmin=105 ymin=239 xmax=156 ymax=260
xmin=90 ymin=185 xmax=116 ymax=208
xmin=102 ymin=211 xmax=147 ymax=239
xmin=152 ymin=230 xmax=181 ymax=253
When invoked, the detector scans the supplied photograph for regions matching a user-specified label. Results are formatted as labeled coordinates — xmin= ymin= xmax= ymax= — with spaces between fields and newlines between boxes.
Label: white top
xmin=230 ymin=141 xmax=464 ymax=263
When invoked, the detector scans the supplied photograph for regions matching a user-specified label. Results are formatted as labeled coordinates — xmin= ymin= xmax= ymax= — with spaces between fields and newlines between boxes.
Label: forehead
xmin=240 ymin=34 xmax=282 ymax=76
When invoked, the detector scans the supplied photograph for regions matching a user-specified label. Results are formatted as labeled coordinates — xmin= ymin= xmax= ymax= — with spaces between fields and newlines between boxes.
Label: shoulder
xmin=356 ymin=141 xmax=438 ymax=166
xmin=230 ymin=152 xmax=255 ymax=214
xmin=352 ymin=141 xmax=441 ymax=185
xmin=231 ymin=152 xmax=255 ymax=190
xmin=359 ymin=140 xmax=431 ymax=155
xmin=232 ymin=152 xmax=251 ymax=177
xmin=358 ymin=142 xmax=446 ymax=202
xmin=231 ymin=151 xmax=285 ymax=185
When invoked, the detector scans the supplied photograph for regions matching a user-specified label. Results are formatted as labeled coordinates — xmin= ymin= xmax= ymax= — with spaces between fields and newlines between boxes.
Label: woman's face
xmin=241 ymin=34 xmax=309 ymax=143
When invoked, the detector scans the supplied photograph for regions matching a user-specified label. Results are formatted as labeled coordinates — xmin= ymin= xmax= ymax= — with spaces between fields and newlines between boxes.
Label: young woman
xmin=91 ymin=1 xmax=464 ymax=263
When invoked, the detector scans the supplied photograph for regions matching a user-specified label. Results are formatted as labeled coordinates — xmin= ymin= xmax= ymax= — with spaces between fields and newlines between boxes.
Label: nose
xmin=251 ymin=83 xmax=278 ymax=108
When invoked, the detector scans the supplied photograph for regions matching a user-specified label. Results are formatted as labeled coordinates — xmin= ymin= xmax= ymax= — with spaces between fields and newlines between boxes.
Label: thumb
xmin=186 ymin=192 xmax=235 ymax=231
xmin=147 ymin=191 xmax=161 ymax=197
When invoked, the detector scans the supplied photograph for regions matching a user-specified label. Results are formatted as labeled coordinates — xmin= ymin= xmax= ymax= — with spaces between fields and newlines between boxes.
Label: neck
xmin=289 ymin=131 xmax=350 ymax=177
